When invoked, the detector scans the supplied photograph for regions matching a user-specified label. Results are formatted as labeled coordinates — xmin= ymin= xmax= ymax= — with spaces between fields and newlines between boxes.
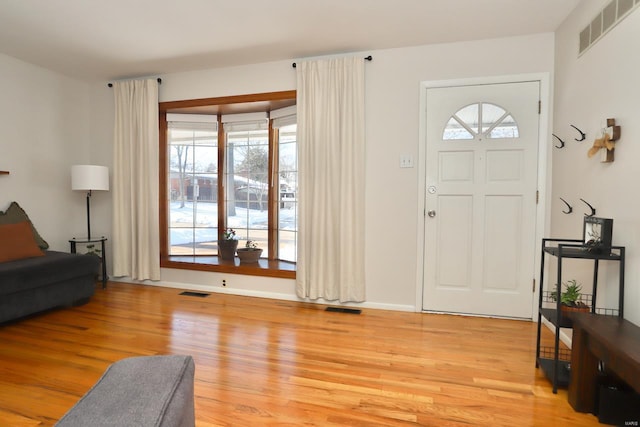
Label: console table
xmin=568 ymin=313 xmax=640 ymax=413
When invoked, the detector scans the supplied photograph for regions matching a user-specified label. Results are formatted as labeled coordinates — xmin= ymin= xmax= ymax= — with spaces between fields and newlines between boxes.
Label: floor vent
xmin=179 ymin=291 xmax=210 ymax=298
xmin=325 ymin=306 xmax=361 ymax=314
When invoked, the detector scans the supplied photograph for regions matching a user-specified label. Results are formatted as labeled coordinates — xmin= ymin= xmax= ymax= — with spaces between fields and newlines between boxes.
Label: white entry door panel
xmin=422 ymin=81 xmax=539 ymax=318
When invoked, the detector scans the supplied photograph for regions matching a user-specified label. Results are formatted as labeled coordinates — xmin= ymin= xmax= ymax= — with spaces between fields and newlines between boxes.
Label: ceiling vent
xmin=579 ymin=0 xmax=639 ymax=55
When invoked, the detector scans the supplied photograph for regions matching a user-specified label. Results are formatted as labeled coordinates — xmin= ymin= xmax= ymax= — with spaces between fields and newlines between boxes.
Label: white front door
xmin=422 ymin=81 xmax=540 ymax=318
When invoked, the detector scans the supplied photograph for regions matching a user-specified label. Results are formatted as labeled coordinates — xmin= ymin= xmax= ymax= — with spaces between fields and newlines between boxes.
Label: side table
xmin=69 ymin=237 xmax=108 ymax=289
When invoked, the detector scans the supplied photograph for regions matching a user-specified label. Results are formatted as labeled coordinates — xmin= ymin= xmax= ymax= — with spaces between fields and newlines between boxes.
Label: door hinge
xmin=538 ymin=100 xmax=541 ymax=114
xmin=536 ymin=190 xmax=539 ymax=204
xmin=532 ymin=278 xmax=536 ymax=293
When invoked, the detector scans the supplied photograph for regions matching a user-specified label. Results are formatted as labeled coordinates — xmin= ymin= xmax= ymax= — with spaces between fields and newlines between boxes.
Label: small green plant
xmin=550 ymin=279 xmax=585 ymax=307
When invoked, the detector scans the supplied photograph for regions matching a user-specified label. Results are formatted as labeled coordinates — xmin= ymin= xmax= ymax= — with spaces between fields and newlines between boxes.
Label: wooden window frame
xmin=159 ymin=91 xmax=296 ymax=279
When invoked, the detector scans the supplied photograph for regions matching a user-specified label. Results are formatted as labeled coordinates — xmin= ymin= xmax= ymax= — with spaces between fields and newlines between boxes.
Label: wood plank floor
xmin=0 ymin=282 xmax=600 ymax=426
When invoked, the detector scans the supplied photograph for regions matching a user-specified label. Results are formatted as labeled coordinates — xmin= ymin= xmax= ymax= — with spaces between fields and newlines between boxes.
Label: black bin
xmin=597 ymin=383 xmax=640 ymax=426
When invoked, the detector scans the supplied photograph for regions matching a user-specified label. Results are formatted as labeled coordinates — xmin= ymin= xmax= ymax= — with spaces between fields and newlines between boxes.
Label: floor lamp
xmin=71 ymin=165 xmax=109 ymax=239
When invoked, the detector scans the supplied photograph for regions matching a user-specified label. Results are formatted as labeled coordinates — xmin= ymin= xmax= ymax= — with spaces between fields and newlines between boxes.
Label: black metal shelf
xmin=535 ymin=238 xmax=625 ymax=394
xmin=544 ymin=245 xmax=623 ymax=261
xmin=540 ymin=306 xmax=619 ymax=329
xmin=537 ymin=358 xmax=571 ymax=388
xmin=541 ymin=308 xmax=575 ymax=328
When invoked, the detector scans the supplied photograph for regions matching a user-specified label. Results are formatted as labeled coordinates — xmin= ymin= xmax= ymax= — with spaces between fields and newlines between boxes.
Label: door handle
xmin=427 ymin=210 xmax=436 ymax=218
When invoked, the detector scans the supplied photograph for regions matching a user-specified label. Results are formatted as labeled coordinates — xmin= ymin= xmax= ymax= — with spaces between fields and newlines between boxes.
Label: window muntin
xmin=443 ymin=102 xmax=519 ymax=141
xmin=489 ymin=114 xmax=518 ymax=138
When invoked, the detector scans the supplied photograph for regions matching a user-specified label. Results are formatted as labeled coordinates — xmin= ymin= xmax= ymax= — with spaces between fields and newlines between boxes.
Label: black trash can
xmin=597 ymin=381 xmax=640 ymax=426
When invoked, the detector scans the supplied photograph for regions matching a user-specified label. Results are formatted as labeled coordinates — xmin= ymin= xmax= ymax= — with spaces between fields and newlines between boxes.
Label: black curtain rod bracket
xmin=108 ymin=77 xmax=162 ymax=88
xmin=292 ymin=55 xmax=372 ymax=68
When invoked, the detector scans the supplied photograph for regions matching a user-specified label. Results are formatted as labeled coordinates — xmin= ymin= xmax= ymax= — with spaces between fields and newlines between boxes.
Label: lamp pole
xmin=86 ymin=190 xmax=92 ymax=239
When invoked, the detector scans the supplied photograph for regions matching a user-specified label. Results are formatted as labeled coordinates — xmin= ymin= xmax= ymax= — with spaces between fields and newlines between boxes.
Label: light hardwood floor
xmin=0 ymin=282 xmax=599 ymax=426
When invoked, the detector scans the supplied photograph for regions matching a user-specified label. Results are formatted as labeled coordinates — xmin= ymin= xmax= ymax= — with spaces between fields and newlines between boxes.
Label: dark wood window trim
xmin=159 ymin=91 xmax=297 ymax=279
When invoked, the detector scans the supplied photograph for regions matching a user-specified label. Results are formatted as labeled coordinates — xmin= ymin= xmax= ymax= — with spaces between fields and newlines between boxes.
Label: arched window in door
xmin=443 ymin=102 xmax=519 ymax=141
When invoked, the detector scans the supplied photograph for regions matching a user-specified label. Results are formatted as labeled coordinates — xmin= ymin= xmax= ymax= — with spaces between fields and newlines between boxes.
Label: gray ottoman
xmin=56 ymin=355 xmax=195 ymax=427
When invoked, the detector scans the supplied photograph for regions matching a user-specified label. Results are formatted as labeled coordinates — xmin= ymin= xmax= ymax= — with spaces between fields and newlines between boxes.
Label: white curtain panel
xmin=296 ymin=56 xmax=366 ymax=303
xmin=112 ymin=79 xmax=160 ymax=281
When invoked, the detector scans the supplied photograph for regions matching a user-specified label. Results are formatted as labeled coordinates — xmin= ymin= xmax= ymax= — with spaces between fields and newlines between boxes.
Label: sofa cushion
xmin=0 ymin=221 xmax=45 ymax=262
xmin=0 ymin=251 xmax=100 ymax=295
xmin=0 ymin=201 xmax=49 ymax=249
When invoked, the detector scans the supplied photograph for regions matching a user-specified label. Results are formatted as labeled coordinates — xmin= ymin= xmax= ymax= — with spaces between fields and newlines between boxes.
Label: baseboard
xmin=109 ymin=277 xmax=415 ymax=312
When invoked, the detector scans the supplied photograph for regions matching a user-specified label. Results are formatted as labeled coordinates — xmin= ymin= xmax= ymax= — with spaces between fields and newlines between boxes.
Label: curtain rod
xmin=292 ymin=55 xmax=372 ymax=68
xmin=107 ymin=78 xmax=162 ymax=88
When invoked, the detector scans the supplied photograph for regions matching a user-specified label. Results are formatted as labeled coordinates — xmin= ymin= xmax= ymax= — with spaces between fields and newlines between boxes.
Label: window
xmin=275 ymin=122 xmax=298 ymax=263
xmin=443 ymin=102 xmax=519 ymax=141
xmin=223 ymin=113 xmax=270 ymax=255
xmin=159 ymin=91 xmax=297 ymax=278
xmin=167 ymin=114 xmax=218 ymax=256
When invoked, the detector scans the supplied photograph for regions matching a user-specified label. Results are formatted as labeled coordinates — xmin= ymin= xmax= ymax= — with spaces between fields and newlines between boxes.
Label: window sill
xmin=161 ymin=256 xmax=296 ymax=279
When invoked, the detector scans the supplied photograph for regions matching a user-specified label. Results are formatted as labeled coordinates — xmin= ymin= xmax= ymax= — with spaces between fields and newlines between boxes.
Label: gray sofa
xmin=0 ymin=250 xmax=100 ymax=323
xmin=56 ymin=355 xmax=196 ymax=427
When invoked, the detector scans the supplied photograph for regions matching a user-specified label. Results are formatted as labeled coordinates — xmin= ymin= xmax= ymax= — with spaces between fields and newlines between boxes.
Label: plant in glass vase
xmin=218 ymin=228 xmax=239 ymax=261
xmin=236 ymin=240 xmax=263 ymax=264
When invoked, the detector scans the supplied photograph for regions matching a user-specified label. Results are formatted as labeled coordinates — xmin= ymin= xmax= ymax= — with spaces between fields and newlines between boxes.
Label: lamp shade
xmin=71 ymin=165 xmax=109 ymax=191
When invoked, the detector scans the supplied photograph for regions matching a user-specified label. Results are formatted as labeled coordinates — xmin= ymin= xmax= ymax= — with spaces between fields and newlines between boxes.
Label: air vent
xmin=325 ymin=306 xmax=362 ymax=314
xmin=603 ymin=1 xmax=617 ymax=32
xmin=618 ymin=0 xmax=634 ymax=16
xmin=179 ymin=291 xmax=210 ymax=297
xmin=579 ymin=0 xmax=639 ymax=55
xmin=590 ymin=13 xmax=603 ymax=43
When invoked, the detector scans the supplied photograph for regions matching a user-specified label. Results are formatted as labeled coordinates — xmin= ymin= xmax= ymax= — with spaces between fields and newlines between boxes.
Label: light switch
xmin=399 ymin=154 xmax=414 ymax=168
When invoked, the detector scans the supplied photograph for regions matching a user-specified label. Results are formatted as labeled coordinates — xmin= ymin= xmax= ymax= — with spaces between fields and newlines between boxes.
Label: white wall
xmin=0 ymin=53 xmax=92 ymax=250
xmin=553 ymin=2 xmax=640 ymax=325
xmin=89 ymin=33 xmax=555 ymax=311
xmin=365 ymin=34 xmax=554 ymax=310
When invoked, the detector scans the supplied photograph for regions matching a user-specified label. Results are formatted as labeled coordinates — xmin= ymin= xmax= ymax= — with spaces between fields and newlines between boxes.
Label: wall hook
xmin=559 ymin=197 xmax=573 ymax=214
xmin=552 ymin=134 xmax=565 ymax=149
xmin=570 ymin=125 xmax=586 ymax=142
xmin=580 ymin=198 xmax=596 ymax=217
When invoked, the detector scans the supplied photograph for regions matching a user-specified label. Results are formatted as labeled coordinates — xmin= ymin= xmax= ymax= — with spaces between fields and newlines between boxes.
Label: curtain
xmin=296 ymin=56 xmax=366 ymax=303
xmin=112 ymin=79 xmax=160 ymax=281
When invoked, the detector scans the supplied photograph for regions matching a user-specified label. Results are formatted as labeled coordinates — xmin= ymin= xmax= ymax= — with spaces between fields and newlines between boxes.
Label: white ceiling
xmin=0 ymin=0 xmax=581 ymax=82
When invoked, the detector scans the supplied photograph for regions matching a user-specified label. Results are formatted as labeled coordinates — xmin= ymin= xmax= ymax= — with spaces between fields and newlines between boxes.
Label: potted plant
xmin=236 ymin=240 xmax=263 ymax=264
xmin=551 ymin=279 xmax=590 ymax=313
xmin=218 ymin=228 xmax=238 ymax=261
